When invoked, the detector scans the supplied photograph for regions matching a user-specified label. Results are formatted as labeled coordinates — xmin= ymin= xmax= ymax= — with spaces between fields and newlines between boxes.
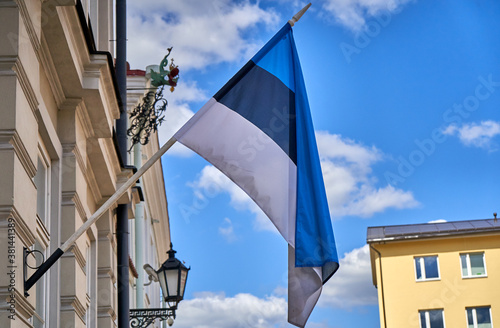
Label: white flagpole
xmin=25 ymin=136 xmax=177 ymax=294
xmin=288 ymin=3 xmax=311 ymax=26
xmin=61 ymin=136 xmax=177 ymax=251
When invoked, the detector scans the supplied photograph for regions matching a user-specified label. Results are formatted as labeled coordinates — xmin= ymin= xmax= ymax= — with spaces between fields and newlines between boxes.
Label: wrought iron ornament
xmin=127 ymin=48 xmax=179 ymax=151
xmin=129 ymin=307 xmax=176 ymax=327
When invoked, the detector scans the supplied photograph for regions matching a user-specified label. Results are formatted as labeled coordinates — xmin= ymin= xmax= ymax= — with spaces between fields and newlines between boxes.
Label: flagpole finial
xmin=288 ymin=3 xmax=312 ymax=26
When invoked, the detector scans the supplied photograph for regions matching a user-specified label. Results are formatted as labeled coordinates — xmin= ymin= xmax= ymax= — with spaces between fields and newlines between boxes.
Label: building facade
xmin=367 ymin=219 xmax=500 ymax=328
xmin=1 ymin=0 xmax=170 ymax=327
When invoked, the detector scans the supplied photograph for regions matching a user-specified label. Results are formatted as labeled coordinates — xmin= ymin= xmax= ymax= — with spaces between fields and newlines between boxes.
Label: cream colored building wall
xmin=372 ymin=234 xmax=500 ymax=328
xmin=0 ymin=1 xmax=134 ymax=327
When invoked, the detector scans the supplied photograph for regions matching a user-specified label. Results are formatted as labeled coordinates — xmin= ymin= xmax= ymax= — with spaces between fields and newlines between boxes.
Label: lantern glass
xmin=158 ymin=271 xmax=167 ymax=301
xmin=166 ymin=269 xmax=179 ymax=299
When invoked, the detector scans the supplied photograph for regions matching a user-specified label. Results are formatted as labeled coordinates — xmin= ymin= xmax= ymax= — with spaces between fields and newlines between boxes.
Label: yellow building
xmin=367 ymin=219 xmax=500 ymax=328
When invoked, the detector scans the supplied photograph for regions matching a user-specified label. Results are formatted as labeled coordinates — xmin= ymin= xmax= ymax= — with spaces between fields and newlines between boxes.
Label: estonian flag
xmin=174 ymin=22 xmax=339 ymax=327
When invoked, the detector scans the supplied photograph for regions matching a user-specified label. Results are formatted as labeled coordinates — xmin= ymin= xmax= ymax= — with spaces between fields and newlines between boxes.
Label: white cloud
xmin=443 ymin=121 xmax=500 ymax=151
xmin=317 ymin=131 xmax=419 ymax=218
xmin=127 ymin=0 xmax=279 ymax=71
xmin=321 ymin=0 xmax=413 ymax=32
xmin=319 ymin=245 xmax=378 ymax=308
xmin=173 ymin=292 xmax=288 ymax=328
xmin=219 ymin=217 xmax=238 ymax=242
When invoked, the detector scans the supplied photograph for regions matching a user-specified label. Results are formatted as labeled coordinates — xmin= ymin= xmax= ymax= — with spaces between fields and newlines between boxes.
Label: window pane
xmin=415 ymin=258 xmax=423 ymax=280
xmin=470 ymin=254 xmax=486 ymax=276
xmin=476 ymin=307 xmax=491 ymax=326
xmin=428 ymin=310 xmax=444 ymax=328
xmin=35 ymin=159 xmax=47 ymax=222
xmin=424 ymin=257 xmax=439 ymax=279
xmin=420 ymin=311 xmax=427 ymax=328
xmin=467 ymin=308 xmax=474 ymax=328
xmin=460 ymin=254 xmax=468 ymax=276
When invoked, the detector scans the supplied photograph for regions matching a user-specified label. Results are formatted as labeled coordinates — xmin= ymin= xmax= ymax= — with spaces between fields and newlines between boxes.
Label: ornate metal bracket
xmin=127 ymin=48 xmax=179 ymax=151
xmin=23 ymin=247 xmax=45 ymax=297
xmin=129 ymin=307 xmax=176 ymax=327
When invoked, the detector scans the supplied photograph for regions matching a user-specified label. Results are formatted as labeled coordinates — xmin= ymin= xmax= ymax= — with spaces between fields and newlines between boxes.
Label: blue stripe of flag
xmin=215 ymin=23 xmax=338 ymax=272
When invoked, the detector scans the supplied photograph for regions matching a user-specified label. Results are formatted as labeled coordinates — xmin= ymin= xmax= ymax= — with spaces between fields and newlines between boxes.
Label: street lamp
xmin=130 ymin=244 xmax=190 ymax=327
xmin=157 ymin=244 xmax=190 ymax=306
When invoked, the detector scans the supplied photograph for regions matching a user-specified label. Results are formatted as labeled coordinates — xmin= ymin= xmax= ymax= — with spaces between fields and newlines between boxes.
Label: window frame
xmin=414 ymin=256 xmax=441 ymax=281
xmin=466 ymin=306 xmax=493 ymax=328
xmin=460 ymin=252 xmax=487 ymax=279
xmin=419 ymin=309 xmax=446 ymax=328
xmin=34 ymin=143 xmax=51 ymax=231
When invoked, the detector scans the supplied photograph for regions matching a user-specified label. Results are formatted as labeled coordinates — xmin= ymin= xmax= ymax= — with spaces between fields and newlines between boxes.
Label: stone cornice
xmin=0 ymin=288 xmax=35 ymax=324
xmin=0 ymin=1 xmax=17 ymax=8
xmin=87 ymin=53 xmax=120 ymax=119
xmin=13 ymin=57 xmax=39 ymax=119
xmin=98 ymin=267 xmax=116 ymax=284
xmin=40 ymin=35 xmax=65 ymax=106
xmin=72 ymin=243 xmax=86 ymax=271
xmin=97 ymin=305 xmax=116 ymax=321
xmin=35 ymin=216 xmax=50 ymax=248
xmin=0 ymin=129 xmax=37 ymax=178
xmin=16 ymin=0 xmax=42 ymax=61
xmin=58 ymin=6 xmax=88 ymax=82
xmin=62 ymin=244 xmax=86 ymax=273
xmin=0 ymin=206 xmax=36 ymax=246
xmin=61 ymin=191 xmax=89 ymax=227
xmin=62 ymin=143 xmax=102 ymax=204
xmin=75 ymin=99 xmax=94 ymax=139
xmin=61 ymin=295 xmax=87 ymax=322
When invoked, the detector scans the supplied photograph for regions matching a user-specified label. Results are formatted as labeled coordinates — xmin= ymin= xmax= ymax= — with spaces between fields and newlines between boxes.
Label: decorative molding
xmin=61 ymin=142 xmax=103 ymax=205
xmin=61 ymin=191 xmax=89 ymax=225
xmin=72 ymin=243 xmax=86 ymax=271
xmin=13 ymin=58 xmax=39 ymax=119
xmin=87 ymin=53 xmax=120 ymax=119
xmin=35 ymin=215 xmax=50 ymax=248
xmin=0 ymin=129 xmax=37 ymax=178
xmin=0 ymin=1 xmax=17 ymax=9
xmin=59 ymin=98 xmax=83 ymax=112
xmin=0 ymin=56 xmax=16 ymax=74
xmin=102 ymin=138 xmax=123 ymax=178
xmin=0 ymin=206 xmax=36 ymax=246
xmin=58 ymin=6 xmax=88 ymax=81
xmin=16 ymin=0 xmax=42 ymax=62
xmin=62 ymin=244 xmax=86 ymax=272
xmin=75 ymin=99 xmax=94 ymax=139
xmin=0 ymin=287 xmax=35 ymax=324
xmin=40 ymin=35 xmax=65 ymax=106
xmin=98 ymin=267 xmax=116 ymax=284
xmin=97 ymin=305 xmax=116 ymax=321
xmin=61 ymin=295 xmax=87 ymax=322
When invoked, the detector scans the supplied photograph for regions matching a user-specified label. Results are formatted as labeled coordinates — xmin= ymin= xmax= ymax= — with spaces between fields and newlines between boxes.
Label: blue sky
xmin=127 ymin=1 xmax=500 ymax=327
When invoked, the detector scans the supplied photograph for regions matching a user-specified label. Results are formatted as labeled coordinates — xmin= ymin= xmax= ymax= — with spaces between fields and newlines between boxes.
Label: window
xmin=461 ymin=253 xmax=487 ymax=278
xmin=467 ymin=307 xmax=492 ymax=328
xmin=419 ymin=309 xmax=445 ymax=328
xmin=415 ymin=256 xmax=440 ymax=281
xmin=34 ymin=145 xmax=51 ymax=229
